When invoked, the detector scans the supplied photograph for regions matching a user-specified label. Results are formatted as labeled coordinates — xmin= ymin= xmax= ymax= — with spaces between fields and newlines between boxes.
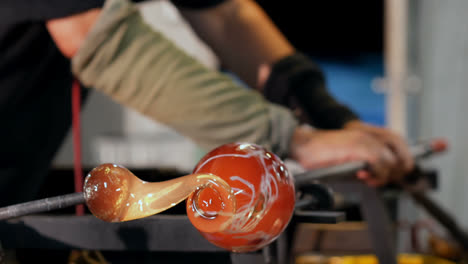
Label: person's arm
xmin=264 ymin=53 xmax=414 ymax=177
xmin=64 ymin=0 xmax=298 ymax=158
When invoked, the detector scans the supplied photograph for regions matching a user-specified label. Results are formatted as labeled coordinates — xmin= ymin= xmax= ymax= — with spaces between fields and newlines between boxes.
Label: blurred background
xmin=50 ymin=0 xmax=468 ymax=256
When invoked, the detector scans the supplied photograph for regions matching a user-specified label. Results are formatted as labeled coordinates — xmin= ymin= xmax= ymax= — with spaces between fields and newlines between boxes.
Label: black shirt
xmin=0 ymin=0 xmax=226 ymax=206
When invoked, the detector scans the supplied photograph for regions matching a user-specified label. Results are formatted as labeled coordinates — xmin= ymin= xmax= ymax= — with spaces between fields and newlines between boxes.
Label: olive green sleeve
xmin=72 ymin=0 xmax=298 ymax=157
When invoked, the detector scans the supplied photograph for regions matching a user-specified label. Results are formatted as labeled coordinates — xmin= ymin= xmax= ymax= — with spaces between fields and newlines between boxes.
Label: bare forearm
xmin=178 ymin=0 xmax=294 ymax=88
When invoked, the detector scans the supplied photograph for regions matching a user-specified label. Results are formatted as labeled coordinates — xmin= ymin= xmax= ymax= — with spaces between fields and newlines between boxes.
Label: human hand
xmin=46 ymin=8 xmax=101 ymax=58
xmin=344 ymin=120 xmax=414 ymax=181
xmin=289 ymin=125 xmax=408 ymax=187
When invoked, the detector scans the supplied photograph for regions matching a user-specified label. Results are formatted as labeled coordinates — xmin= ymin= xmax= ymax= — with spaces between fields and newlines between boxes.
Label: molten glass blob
xmin=187 ymin=143 xmax=296 ymax=252
xmin=83 ymin=164 xmax=234 ymax=223
xmin=83 ymin=143 xmax=295 ymax=253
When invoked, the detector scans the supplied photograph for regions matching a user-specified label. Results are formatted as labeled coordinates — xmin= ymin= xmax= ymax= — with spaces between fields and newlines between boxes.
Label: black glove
xmin=263 ymin=52 xmax=359 ymax=129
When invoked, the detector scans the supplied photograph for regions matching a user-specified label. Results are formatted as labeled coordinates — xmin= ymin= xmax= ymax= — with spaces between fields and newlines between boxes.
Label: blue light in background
xmin=314 ymin=54 xmax=386 ymax=126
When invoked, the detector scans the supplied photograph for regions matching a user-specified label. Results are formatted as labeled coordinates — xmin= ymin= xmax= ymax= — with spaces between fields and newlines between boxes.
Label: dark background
xmin=255 ymin=0 xmax=384 ymax=58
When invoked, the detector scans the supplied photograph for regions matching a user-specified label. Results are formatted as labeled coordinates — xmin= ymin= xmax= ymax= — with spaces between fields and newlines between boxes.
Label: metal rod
xmin=294 ymin=161 xmax=365 ymax=186
xmin=294 ymin=195 xmax=317 ymax=209
xmin=0 ymin=192 xmax=85 ymax=221
xmin=407 ymin=189 xmax=468 ymax=251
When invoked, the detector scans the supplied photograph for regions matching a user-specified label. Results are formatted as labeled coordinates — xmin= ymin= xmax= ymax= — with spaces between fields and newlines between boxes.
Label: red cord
xmin=72 ymin=79 xmax=85 ymax=216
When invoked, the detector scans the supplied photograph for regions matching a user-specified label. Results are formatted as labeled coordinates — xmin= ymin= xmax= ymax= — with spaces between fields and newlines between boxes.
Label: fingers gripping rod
xmin=294 ymin=138 xmax=447 ymax=186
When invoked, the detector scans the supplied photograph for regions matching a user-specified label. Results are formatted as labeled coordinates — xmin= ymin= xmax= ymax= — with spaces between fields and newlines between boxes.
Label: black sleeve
xmin=1 ymin=0 xmax=148 ymax=25
xmin=170 ymin=0 xmax=227 ymax=9
xmin=263 ymin=53 xmax=359 ymax=129
xmin=0 ymin=0 xmax=226 ymax=25
xmin=0 ymin=0 xmax=105 ymax=25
